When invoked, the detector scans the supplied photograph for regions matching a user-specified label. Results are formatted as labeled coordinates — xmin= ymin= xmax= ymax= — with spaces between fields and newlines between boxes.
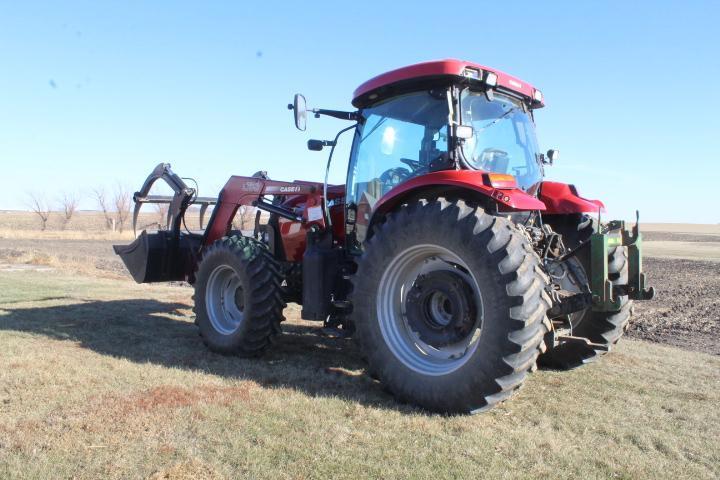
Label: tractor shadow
xmin=0 ymin=298 xmax=411 ymax=412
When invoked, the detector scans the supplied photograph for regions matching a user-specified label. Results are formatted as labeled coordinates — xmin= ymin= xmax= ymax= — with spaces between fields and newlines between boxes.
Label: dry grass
xmin=0 ymin=270 xmax=718 ymax=479
xmin=0 ymin=244 xmax=128 ymax=280
xmin=0 ymin=210 xmax=136 ymax=233
xmin=644 ymin=241 xmax=720 ymax=262
xmin=0 ymin=228 xmax=136 ymax=241
xmin=0 ymin=210 xmax=210 ymax=237
xmin=642 ymin=223 xmax=720 ymax=234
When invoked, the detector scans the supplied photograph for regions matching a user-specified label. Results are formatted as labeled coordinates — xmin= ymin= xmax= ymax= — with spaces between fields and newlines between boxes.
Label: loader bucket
xmin=113 ymin=230 xmax=200 ymax=283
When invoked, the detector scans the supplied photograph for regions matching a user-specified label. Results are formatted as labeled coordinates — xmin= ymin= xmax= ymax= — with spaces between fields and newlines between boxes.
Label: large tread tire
xmin=539 ymin=215 xmax=632 ymax=369
xmin=193 ymin=235 xmax=285 ymax=356
xmin=350 ymin=198 xmax=551 ymax=414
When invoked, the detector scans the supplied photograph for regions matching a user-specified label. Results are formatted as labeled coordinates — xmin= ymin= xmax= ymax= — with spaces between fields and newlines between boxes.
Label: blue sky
xmin=1 ymin=0 xmax=718 ymax=222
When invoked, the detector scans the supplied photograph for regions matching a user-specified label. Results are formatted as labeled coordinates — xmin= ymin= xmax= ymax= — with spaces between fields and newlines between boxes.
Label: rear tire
xmin=350 ymin=198 xmax=550 ymax=414
xmin=193 ymin=235 xmax=285 ymax=356
xmin=539 ymin=215 xmax=632 ymax=369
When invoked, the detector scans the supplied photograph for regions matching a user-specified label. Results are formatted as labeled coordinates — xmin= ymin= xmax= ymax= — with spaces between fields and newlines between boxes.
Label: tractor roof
xmin=352 ymin=59 xmax=544 ymax=109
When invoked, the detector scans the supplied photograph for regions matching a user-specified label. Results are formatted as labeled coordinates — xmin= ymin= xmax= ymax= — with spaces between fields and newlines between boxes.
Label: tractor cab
xmin=293 ymin=59 xmax=549 ymax=244
xmin=347 ymin=62 xmax=545 ymax=195
xmin=349 ymin=90 xmax=545 ymax=242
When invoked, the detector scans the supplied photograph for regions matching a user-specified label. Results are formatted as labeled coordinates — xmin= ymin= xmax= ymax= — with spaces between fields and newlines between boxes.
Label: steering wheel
xmin=379 ymin=167 xmax=412 ymax=186
xmin=400 ymin=158 xmax=422 ymax=172
xmin=477 ymin=148 xmax=509 ymax=171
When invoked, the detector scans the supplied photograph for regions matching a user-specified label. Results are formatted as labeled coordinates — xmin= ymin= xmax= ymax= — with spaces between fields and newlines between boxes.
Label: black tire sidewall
xmin=194 ymin=236 xmax=282 ymax=355
xmin=353 ymin=202 xmax=536 ymax=411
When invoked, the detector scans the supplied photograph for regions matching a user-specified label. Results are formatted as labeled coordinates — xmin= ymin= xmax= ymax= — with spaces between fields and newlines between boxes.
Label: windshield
xmin=460 ymin=90 xmax=542 ymax=192
xmin=346 ymin=90 xmax=449 ymax=242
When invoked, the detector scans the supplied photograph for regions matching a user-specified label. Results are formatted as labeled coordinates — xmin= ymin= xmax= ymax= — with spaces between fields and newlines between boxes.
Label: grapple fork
xmin=114 ymin=163 xmax=214 ymax=283
xmin=131 ymin=163 xmax=217 ymax=236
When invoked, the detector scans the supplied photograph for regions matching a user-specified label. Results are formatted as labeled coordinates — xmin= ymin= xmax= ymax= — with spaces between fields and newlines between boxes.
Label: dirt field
xmin=0 ymin=221 xmax=719 ymax=478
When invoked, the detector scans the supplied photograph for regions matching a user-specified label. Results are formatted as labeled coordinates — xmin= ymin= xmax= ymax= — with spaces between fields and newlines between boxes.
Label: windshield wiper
xmin=476 ymin=107 xmax=516 ymax=133
xmin=360 ymin=116 xmax=388 ymax=143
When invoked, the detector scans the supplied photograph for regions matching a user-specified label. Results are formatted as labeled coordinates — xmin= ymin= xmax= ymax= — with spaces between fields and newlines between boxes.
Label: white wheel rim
xmin=376 ymin=244 xmax=484 ymax=376
xmin=205 ymin=265 xmax=245 ymax=335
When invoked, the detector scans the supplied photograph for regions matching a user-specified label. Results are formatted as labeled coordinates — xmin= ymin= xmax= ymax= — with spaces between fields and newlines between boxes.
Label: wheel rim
xmin=377 ymin=244 xmax=483 ymax=376
xmin=205 ymin=265 xmax=245 ymax=335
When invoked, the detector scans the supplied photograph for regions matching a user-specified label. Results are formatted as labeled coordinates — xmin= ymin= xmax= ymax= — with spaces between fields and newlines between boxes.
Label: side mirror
xmin=307 ymin=139 xmax=336 ymax=151
xmin=307 ymin=139 xmax=324 ymax=151
xmin=288 ymin=94 xmax=307 ymax=131
xmin=545 ymin=149 xmax=559 ymax=165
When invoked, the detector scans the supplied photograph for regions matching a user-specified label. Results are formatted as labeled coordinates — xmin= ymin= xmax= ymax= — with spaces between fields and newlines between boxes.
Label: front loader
xmin=115 ymin=59 xmax=654 ymax=413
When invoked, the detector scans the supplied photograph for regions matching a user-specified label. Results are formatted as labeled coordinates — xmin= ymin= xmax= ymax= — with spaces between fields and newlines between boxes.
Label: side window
xmin=350 ymin=114 xmax=425 ymax=206
xmin=346 ymin=91 xmax=450 ymax=243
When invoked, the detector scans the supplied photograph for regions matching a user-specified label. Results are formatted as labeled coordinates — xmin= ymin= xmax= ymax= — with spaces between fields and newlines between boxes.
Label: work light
xmin=463 ymin=68 xmax=481 ymax=79
xmin=485 ymin=71 xmax=498 ymax=87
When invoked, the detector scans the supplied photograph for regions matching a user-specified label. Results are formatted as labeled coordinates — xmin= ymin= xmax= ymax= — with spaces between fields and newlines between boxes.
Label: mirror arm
xmin=311 ymin=108 xmax=359 ymax=121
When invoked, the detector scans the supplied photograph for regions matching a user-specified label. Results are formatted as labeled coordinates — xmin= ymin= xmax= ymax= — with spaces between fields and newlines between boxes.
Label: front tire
xmin=350 ymin=198 xmax=550 ymax=413
xmin=194 ymin=235 xmax=285 ymax=356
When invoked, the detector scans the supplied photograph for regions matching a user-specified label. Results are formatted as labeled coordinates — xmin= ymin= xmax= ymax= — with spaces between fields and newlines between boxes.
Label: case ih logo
xmin=279 ymin=186 xmax=301 ymax=193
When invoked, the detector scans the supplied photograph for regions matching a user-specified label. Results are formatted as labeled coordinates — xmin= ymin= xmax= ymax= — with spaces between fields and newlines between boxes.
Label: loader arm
xmin=201 ymin=176 xmax=327 ymax=248
xmin=115 ymin=163 xmax=333 ymax=283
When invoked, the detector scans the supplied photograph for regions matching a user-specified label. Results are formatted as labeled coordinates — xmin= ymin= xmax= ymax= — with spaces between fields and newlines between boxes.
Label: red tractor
xmin=115 ymin=59 xmax=654 ymax=413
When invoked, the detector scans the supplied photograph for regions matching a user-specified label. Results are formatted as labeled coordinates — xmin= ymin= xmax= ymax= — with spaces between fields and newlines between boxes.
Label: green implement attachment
xmin=589 ymin=213 xmax=655 ymax=312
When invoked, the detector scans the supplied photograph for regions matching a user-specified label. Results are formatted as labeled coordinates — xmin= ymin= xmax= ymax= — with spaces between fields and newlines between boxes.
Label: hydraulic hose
xmin=323 ymin=124 xmax=357 ymax=228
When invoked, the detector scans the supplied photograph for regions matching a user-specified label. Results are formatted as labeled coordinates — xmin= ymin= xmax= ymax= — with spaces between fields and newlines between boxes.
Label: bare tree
xmin=91 ymin=187 xmax=114 ymax=230
xmin=91 ymin=185 xmax=131 ymax=232
xmin=114 ymin=184 xmax=131 ymax=233
xmin=232 ymin=205 xmax=256 ymax=231
xmin=26 ymin=192 xmax=51 ymax=231
xmin=58 ymin=192 xmax=80 ymax=230
xmin=155 ymin=203 xmax=169 ymax=230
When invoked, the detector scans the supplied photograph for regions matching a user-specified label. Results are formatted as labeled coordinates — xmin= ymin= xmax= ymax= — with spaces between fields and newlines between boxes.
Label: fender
xmin=539 ymin=181 xmax=605 ymax=214
xmin=373 ymin=170 xmax=546 ymax=217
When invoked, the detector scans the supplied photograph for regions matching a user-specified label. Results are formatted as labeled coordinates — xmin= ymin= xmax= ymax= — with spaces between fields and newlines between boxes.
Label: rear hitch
xmin=590 ymin=211 xmax=655 ymax=311
xmin=555 ymin=335 xmax=610 ymax=352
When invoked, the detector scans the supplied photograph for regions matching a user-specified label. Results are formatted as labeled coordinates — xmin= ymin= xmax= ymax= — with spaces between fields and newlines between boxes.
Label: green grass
xmin=0 ymin=269 xmax=718 ymax=479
